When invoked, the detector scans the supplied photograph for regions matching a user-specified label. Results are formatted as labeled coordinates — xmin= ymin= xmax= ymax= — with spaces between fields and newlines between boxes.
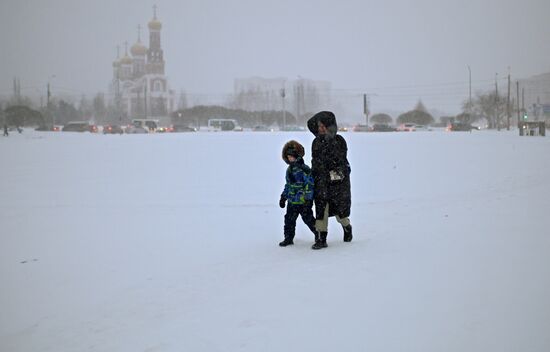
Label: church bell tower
xmin=146 ymin=5 xmax=165 ymax=75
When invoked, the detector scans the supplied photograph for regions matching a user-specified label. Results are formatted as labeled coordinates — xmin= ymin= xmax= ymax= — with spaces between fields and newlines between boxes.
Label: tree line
xmin=1 ymin=89 xmax=525 ymax=129
xmin=370 ymin=91 xmax=525 ymax=127
xmin=1 ymin=94 xmax=111 ymax=127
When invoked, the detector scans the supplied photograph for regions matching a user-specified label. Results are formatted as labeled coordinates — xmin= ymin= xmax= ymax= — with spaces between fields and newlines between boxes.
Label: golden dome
xmin=148 ymin=19 xmax=162 ymax=30
xmin=112 ymin=60 xmax=120 ymax=68
xmin=120 ymin=55 xmax=133 ymax=65
xmin=131 ymin=42 xmax=147 ymax=56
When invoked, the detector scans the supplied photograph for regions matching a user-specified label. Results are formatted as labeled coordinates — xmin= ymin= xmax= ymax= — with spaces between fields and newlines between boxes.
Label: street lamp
xmin=47 ymin=75 xmax=56 ymax=107
xmin=467 ymin=65 xmax=472 ymax=114
xmin=47 ymin=75 xmax=56 ymax=126
xmin=280 ymin=82 xmax=286 ymax=130
xmin=363 ymin=93 xmax=377 ymax=127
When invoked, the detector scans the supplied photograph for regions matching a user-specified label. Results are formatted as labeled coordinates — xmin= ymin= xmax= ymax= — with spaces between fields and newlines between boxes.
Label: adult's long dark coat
xmin=307 ymin=111 xmax=351 ymax=220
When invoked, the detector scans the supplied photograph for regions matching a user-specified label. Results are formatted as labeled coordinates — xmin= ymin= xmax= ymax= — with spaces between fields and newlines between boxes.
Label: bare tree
xmin=79 ymin=95 xmax=93 ymax=120
xmin=464 ymin=91 xmax=510 ymax=129
xmin=93 ymin=93 xmax=107 ymax=125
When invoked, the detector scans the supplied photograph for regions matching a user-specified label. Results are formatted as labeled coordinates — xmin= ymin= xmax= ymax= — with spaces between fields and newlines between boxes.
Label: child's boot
xmin=279 ymin=236 xmax=294 ymax=247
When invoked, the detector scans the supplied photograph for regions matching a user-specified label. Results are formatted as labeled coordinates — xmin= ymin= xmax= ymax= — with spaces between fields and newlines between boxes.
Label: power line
xmin=332 ymin=77 xmax=502 ymax=92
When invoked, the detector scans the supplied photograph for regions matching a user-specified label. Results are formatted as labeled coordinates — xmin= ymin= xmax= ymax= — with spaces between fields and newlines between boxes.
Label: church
xmin=109 ymin=6 xmax=175 ymax=121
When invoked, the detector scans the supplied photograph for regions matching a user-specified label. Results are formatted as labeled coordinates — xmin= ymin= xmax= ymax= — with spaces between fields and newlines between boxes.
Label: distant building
xmin=293 ymin=78 xmax=331 ymax=121
xmin=233 ymin=77 xmax=331 ymax=123
xmin=233 ymin=77 xmax=286 ymax=112
xmin=109 ymin=6 xmax=175 ymax=121
xmin=517 ymin=72 xmax=550 ymax=121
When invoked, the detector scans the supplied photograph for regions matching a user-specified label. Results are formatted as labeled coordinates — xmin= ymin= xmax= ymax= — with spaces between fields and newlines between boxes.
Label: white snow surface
xmin=1 ymin=130 xmax=549 ymax=352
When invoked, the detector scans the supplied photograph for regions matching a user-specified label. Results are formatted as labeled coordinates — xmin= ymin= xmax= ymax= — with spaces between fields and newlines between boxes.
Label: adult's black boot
xmin=311 ymin=232 xmax=320 ymax=249
xmin=343 ymin=224 xmax=353 ymax=242
xmin=279 ymin=237 xmax=294 ymax=247
xmin=312 ymin=232 xmax=328 ymax=250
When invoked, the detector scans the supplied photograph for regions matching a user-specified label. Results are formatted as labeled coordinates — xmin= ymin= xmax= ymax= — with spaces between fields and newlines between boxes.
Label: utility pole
xmin=295 ymin=80 xmax=304 ymax=125
xmin=143 ymin=86 xmax=147 ymax=118
xmin=521 ymin=87 xmax=525 ymax=118
xmin=281 ymin=85 xmax=286 ymax=130
xmin=535 ymin=96 xmax=541 ymax=121
xmin=47 ymin=82 xmax=51 ymax=107
xmin=144 ymin=82 xmax=148 ymax=118
xmin=47 ymin=75 xmax=55 ymax=127
xmin=468 ymin=65 xmax=472 ymax=114
xmin=495 ymin=73 xmax=499 ymax=130
xmin=363 ymin=94 xmax=369 ymax=127
xmin=115 ymin=45 xmax=121 ymax=119
xmin=507 ymin=71 xmax=511 ymax=130
xmin=137 ymin=90 xmax=142 ymax=118
xmin=47 ymin=74 xmax=55 ymax=108
xmin=13 ymin=77 xmax=22 ymax=102
xmin=516 ymin=81 xmax=520 ymax=126
xmin=12 ymin=77 xmax=21 ymax=103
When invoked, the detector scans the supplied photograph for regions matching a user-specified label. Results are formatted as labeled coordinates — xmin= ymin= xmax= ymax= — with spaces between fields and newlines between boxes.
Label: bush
xmin=370 ymin=113 xmax=392 ymax=124
xmin=4 ymin=105 xmax=43 ymax=126
xmin=397 ymin=110 xmax=434 ymax=125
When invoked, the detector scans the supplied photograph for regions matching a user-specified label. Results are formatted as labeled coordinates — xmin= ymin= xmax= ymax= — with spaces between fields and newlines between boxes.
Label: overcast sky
xmin=1 ymin=0 xmax=549 ymax=115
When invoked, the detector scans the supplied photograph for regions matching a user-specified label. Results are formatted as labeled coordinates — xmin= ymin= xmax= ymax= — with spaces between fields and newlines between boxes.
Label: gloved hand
xmin=329 ymin=170 xmax=344 ymax=181
xmin=279 ymin=196 xmax=287 ymax=208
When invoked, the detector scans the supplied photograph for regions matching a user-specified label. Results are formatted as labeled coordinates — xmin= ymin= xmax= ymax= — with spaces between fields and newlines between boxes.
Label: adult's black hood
xmin=307 ymin=111 xmax=338 ymax=137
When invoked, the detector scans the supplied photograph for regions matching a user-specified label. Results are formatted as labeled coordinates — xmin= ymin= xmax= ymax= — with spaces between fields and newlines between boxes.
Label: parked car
xmin=280 ymin=125 xmax=306 ymax=132
xmin=252 ymin=125 xmax=273 ymax=132
xmin=397 ymin=123 xmax=416 ymax=132
xmin=372 ymin=124 xmax=396 ymax=132
xmin=35 ymin=125 xmax=61 ymax=132
xmin=172 ymin=125 xmax=197 ymax=132
xmin=131 ymin=119 xmax=159 ymax=132
xmin=352 ymin=124 xmax=371 ymax=132
xmin=448 ymin=122 xmax=475 ymax=131
xmin=103 ymin=125 xmax=124 ymax=134
xmin=125 ymin=125 xmax=149 ymax=134
xmin=62 ymin=122 xmax=96 ymax=132
xmin=414 ymin=125 xmax=432 ymax=131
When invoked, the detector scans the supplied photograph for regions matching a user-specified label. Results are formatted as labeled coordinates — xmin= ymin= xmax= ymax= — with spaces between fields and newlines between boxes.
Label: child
xmin=278 ymin=140 xmax=317 ymax=247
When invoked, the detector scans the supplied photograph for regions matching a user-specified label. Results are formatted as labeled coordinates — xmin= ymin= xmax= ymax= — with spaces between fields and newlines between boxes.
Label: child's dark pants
xmin=284 ymin=203 xmax=317 ymax=240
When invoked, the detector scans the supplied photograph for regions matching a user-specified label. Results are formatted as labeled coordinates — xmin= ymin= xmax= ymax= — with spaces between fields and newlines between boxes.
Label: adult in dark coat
xmin=307 ymin=111 xmax=353 ymax=249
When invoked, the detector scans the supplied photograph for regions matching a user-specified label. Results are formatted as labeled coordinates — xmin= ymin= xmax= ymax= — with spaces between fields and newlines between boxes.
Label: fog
xmin=1 ymin=0 xmax=549 ymax=118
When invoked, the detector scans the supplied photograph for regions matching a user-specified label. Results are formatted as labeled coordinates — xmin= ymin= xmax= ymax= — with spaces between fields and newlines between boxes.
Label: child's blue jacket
xmin=282 ymin=158 xmax=314 ymax=205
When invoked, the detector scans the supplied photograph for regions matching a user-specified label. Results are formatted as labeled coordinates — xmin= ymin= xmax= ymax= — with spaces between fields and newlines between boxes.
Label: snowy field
xmin=1 ymin=129 xmax=549 ymax=352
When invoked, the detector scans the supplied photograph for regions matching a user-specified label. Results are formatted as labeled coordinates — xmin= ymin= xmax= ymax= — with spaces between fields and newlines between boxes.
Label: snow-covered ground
xmin=1 ymin=129 xmax=549 ymax=352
